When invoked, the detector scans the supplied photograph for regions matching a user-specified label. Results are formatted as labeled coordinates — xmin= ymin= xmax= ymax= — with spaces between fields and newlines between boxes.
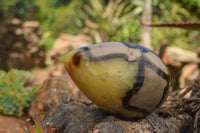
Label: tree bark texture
xmin=142 ymin=0 xmax=152 ymax=49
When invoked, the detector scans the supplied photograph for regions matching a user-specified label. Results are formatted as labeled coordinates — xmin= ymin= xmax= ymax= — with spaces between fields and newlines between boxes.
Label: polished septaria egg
xmin=64 ymin=42 xmax=170 ymax=118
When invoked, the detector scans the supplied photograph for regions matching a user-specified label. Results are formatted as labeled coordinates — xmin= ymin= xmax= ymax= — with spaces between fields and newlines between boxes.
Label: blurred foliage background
xmin=0 ymin=0 xmax=199 ymax=51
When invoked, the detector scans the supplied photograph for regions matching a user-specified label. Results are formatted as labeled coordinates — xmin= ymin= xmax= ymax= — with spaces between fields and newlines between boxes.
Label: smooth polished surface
xmin=64 ymin=42 xmax=170 ymax=118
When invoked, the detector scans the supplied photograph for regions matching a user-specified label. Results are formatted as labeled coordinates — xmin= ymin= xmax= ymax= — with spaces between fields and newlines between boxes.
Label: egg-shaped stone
xmin=64 ymin=42 xmax=170 ymax=118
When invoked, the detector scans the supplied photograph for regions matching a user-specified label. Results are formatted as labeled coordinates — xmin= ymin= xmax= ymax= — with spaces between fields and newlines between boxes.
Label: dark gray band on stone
xmin=80 ymin=42 xmax=169 ymax=114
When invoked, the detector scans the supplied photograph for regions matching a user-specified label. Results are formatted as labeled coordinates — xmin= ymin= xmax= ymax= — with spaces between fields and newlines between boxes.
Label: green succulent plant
xmin=0 ymin=69 xmax=39 ymax=117
xmin=84 ymin=0 xmax=142 ymax=43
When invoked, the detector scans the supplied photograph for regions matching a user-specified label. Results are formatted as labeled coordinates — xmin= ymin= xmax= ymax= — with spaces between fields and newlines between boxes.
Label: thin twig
xmin=193 ymin=109 xmax=200 ymax=133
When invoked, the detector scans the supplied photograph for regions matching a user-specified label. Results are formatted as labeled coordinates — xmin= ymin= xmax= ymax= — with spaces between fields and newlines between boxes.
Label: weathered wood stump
xmin=30 ymin=73 xmax=199 ymax=133
xmin=41 ymin=99 xmax=193 ymax=133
